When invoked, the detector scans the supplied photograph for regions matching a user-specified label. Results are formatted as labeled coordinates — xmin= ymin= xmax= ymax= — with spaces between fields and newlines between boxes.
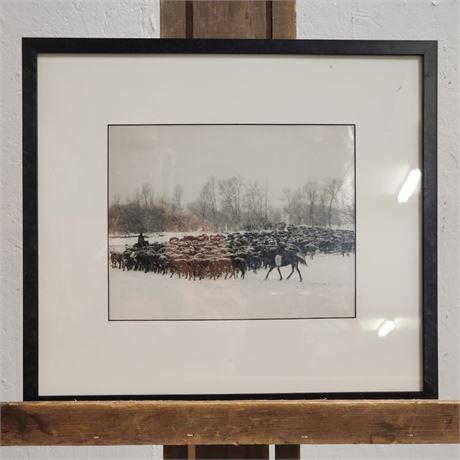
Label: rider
xmin=137 ymin=232 xmax=147 ymax=247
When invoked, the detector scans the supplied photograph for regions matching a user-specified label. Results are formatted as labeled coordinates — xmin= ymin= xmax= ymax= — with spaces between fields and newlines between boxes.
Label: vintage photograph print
xmin=108 ymin=124 xmax=355 ymax=320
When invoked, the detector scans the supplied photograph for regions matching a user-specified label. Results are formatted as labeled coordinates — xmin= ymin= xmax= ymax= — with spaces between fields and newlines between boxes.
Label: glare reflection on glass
xmin=398 ymin=168 xmax=421 ymax=203
xmin=378 ymin=320 xmax=395 ymax=337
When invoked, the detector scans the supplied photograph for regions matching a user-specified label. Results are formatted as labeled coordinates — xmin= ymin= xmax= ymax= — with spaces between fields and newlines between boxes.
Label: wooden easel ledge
xmin=1 ymin=400 xmax=459 ymax=446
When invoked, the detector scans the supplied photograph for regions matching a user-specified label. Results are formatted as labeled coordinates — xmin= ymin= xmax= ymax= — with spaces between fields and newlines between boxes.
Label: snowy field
xmin=109 ymin=234 xmax=355 ymax=320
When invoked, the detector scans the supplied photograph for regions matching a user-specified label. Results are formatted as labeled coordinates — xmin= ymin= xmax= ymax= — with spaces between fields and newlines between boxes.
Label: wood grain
xmin=2 ymin=400 xmax=459 ymax=446
xmin=272 ymin=0 xmax=296 ymax=39
xmin=192 ymin=1 xmax=269 ymax=39
xmin=160 ymin=0 xmax=296 ymax=40
xmin=160 ymin=0 xmax=187 ymax=38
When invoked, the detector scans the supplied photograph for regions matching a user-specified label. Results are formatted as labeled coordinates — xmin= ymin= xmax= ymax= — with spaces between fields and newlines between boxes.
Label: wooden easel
xmin=4 ymin=2 xmax=457 ymax=458
xmin=160 ymin=1 xmax=297 ymax=458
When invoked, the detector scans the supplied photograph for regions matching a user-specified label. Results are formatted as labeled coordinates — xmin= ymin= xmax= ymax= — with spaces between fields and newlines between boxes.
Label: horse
xmin=110 ymin=252 xmax=123 ymax=269
xmin=265 ymin=250 xmax=307 ymax=282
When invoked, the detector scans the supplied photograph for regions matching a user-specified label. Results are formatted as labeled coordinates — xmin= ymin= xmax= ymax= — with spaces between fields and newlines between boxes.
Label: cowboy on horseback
xmin=265 ymin=245 xmax=307 ymax=282
xmin=136 ymin=232 xmax=148 ymax=247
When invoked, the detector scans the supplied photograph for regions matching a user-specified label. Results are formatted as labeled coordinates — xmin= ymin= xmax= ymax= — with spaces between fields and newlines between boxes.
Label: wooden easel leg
xmin=188 ymin=445 xmax=197 ymax=460
xmin=164 ymin=445 xmax=188 ymax=459
xmin=275 ymin=445 xmax=301 ymax=459
xmin=163 ymin=445 xmax=269 ymax=459
xmin=197 ymin=445 xmax=269 ymax=459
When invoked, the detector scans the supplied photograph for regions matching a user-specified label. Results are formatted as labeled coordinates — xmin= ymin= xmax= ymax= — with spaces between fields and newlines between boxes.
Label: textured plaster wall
xmin=0 ymin=0 xmax=458 ymax=458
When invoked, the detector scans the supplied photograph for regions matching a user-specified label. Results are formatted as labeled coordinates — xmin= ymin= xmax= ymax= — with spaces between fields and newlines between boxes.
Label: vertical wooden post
xmin=275 ymin=445 xmax=301 ymax=459
xmin=160 ymin=0 xmax=296 ymax=40
xmin=160 ymin=1 xmax=187 ymax=38
xmin=192 ymin=1 xmax=269 ymax=39
xmin=160 ymin=1 xmax=297 ymax=458
xmin=272 ymin=1 xmax=296 ymax=39
xmin=164 ymin=444 xmax=270 ymax=459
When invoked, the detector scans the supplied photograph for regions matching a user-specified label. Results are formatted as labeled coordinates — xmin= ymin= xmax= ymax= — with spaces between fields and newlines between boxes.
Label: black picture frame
xmin=22 ymin=38 xmax=438 ymax=401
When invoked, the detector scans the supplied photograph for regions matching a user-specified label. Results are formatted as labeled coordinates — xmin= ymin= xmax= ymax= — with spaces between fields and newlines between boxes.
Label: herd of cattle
xmin=110 ymin=226 xmax=355 ymax=282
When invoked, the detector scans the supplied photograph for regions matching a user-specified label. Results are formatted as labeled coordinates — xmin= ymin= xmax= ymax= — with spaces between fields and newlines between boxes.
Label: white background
xmin=1 ymin=1 xmax=458 ymax=459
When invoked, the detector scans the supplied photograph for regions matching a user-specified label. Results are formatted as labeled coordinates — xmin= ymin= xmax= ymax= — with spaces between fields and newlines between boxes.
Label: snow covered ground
xmin=108 ymin=233 xmax=355 ymax=320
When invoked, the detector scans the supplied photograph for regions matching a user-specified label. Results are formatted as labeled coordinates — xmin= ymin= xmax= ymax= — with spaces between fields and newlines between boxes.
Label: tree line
xmin=108 ymin=176 xmax=354 ymax=234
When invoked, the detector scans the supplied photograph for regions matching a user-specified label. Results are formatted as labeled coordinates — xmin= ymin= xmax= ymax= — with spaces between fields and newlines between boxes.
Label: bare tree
xmin=140 ymin=183 xmax=154 ymax=208
xmin=243 ymin=180 xmax=264 ymax=217
xmin=198 ymin=176 xmax=218 ymax=224
xmin=303 ymin=179 xmax=319 ymax=226
xmin=218 ymin=176 xmax=244 ymax=226
xmin=172 ymin=184 xmax=183 ymax=210
xmin=291 ymin=188 xmax=306 ymax=225
xmin=323 ymin=178 xmax=343 ymax=227
xmin=263 ymin=181 xmax=269 ymax=219
xmin=235 ymin=177 xmax=243 ymax=218
xmin=316 ymin=188 xmax=327 ymax=226
xmin=282 ymin=187 xmax=293 ymax=224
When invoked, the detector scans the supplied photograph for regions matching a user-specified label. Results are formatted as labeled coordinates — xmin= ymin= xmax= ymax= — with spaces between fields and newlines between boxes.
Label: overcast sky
xmin=109 ymin=124 xmax=354 ymax=207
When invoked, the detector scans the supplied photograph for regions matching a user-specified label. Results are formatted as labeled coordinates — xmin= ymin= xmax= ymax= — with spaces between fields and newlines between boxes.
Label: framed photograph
xmin=23 ymin=38 xmax=437 ymax=400
xmin=108 ymin=123 xmax=356 ymax=321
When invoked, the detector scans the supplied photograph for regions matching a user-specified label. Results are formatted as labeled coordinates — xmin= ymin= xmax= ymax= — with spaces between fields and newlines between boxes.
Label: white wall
xmin=0 ymin=0 xmax=458 ymax=458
